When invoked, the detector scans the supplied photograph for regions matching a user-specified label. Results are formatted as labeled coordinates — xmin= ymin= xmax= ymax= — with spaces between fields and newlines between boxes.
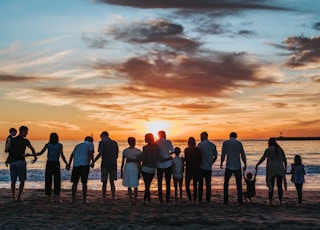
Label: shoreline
xmin=0 ymin=188 xmax=319 ymax=229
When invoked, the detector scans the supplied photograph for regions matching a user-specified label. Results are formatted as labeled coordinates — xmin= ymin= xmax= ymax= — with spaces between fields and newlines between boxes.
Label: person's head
xmin=84 ymin=136 xmax=93 ymax=143
xmin=246 ymin=172 xmax=253 ymax=180
xmin=9 ymin=128 xmax=17 ymax=136
xmin=128 ymin=137 xmax=136 ymax=147
xmin=174 ymin=147 xmax=181 ymax=156
xmin=100 ymin=131 xmax=109 ymax=139
xmin=145 ymin=133 xmax=155 ymax=144
xmin=294 ymin=155 xmax=302 ymax=165
xmin=19 ymin=126 xmax=28 ymax=137
xmin=187 ymin=137 xmax=196 ymax=147
xmin=268 ymin=137 xmax=277 ymax=147
xmin=49 ymin=133 xmax=59 ymax=144
xmin=158 ymin=130 xmax=166 ymax=139
xmin=200 ymin=132 xmax=208 ymax=141
xmin=230 ymin=132 xmax=237 ymax=139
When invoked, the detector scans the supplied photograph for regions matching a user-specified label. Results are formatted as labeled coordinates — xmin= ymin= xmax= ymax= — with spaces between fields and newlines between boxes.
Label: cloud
xmin=95 ymin=51 xmax=276 ymax=98
xmin=82 ymin=33 xmax=109 ymax=48
xmin=0 ymin=74 xmax=41 ymax=82
xmin=107 ymin=19 xmax=201 ymax=52
xmin=96 ymin=0 xmax=289 ymax=11
xmin=282 ymin=35 xmax=320 ymax=68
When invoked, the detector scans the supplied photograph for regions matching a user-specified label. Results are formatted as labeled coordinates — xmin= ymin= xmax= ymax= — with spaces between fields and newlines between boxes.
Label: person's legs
xmin=101 ymin=167 xmax=108 ymax=204
xmin=133 ymin=187 xmax=138 ymax=205
xmin=45 ymin=161 xmax=53 ymax=197
xmin=173 ymin=178 xmax=178 ymax=202
xmin=164 ymin=166 xmax=172 ymax=203
xmin=178 ymin=178 xmax=183 ymax=201
xmin=82 ymin=182 xmax=88 ymax=203
xmin=128 ymin=187 xmax=133 ymax=204
xmin=204 ymin=170 xmax=212 ymax=203
xmin=71 ymin=182 xmax=78 ymax=203
xmin=157 ymin=168 xmax=164 ymax=203
xmin=71 ymin=166 xmax=80 ymax=203
xmin=17 ymin=161 xmax=26 ymax=201
xmin=295 ymin=183 xmax=303 ymax=204
xmin=185 ymin=175 xmax=192 ymax=201
xmin=276 ymin=175 xmax=283 ymax=204
xmin=268 ymin=176 xmax=276 ymax=205
xmin=53 ymin=162 xmax=61 ymax=196
xmin=235 ymin=169 xmax=243 ymax=204
xmin=193 ymin=176 xmax=199 ymax=203
xmin=223 ymin=169 xmax=233 ymax=204
xmin=198 ymin=169 xmax=204 ymax=203
xmin=10 ymin=162 xmax=18 ymax=201
xmin=11 ymin=181 xmax=16 ymax=201
xmin=142 ymin=172 xmax=154 ymax=202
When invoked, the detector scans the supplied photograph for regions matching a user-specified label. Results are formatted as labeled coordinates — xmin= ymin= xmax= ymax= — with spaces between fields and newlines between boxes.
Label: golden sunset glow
xmin=0 ymin=1 xmax=319 ymax=141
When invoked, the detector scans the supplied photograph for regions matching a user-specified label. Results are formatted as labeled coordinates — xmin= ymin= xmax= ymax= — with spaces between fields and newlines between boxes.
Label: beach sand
xmin=0 ymin=188 xmax=319 ymax=229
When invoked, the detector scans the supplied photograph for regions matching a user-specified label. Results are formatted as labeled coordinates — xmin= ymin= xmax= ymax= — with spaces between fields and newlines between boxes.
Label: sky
xmin=0 ymin=0 xmax=319 ymax=141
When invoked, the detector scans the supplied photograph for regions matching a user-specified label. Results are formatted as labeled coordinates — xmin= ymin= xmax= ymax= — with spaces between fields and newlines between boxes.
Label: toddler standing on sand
xmin=172 ymin=147 xmax=184 ymax=203
xmin=288 ymin=155 xmax=305 ymax=205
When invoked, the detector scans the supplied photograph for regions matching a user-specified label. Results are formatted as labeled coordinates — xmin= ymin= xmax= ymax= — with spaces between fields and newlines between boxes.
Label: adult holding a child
xmin=255 ymin=137 xmax=287 ymax=205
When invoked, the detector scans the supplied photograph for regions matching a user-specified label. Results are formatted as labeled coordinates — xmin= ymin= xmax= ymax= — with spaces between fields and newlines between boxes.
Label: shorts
xmin=101 ymin=167 xmax=117 ymax=183
xmin=71 ymin=165 xmax=90 ymax=183
xmin=10 ymin=160 xmax=27 ymax=182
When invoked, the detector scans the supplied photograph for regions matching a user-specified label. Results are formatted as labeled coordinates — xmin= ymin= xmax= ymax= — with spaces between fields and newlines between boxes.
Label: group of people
xmin=4 ymin=126 xmax=305 ymax=206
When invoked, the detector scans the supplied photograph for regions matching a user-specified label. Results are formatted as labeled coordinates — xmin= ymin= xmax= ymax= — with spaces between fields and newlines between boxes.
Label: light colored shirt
xmin=72 ymin=141 xmax=94 ymax=167
xmin=198 ymin=139 xmax=218 ymax=170
xmin=156 ymin=137 xmax=174 ymax=169
xmin=221 ymin=137 xmax=246 ymax=170
xmin=172 ymin=155 xmax=184 ymax=179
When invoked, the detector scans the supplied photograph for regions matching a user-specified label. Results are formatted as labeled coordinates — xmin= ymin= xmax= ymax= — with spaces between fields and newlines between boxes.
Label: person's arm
xmin=27 ymin=143 xmax=37 ymax=163
xmin=36 ymin=144 xmax=48 ymax=157
xmin=120 ymin=151 xmax=125 ymax=178
xmin=220 ymin=142 xmax=226 ymax=169
xmin=59 ymin=145 xmax=68 ymax=166
xmin=212 ymin=145 xmax=218 ymax=165
xmin=254 ymin=169 xmax=258 ymax=180
xmin=5 ymin=137 xmax=11 ymax=153
xmin=240 ymin=143 xmax=247 ymax=171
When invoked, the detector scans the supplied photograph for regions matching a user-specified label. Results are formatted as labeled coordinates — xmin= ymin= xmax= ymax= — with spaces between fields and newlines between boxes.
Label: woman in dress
xmin=36 ymin=133 xmax=68 ymax=203
xmin=121 ymin=137 xmax=142 ymax=205
xmin=255 ymin=138 xmax=287 ymax=205
xmin=140 ymin=133 xmax=160 ymax=204
xmin=184 ymin=137 xmax=202 ymax=204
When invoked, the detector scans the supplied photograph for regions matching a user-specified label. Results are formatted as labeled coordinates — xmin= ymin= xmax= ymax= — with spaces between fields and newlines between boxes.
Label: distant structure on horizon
xmin=275 ymin=132 xmax=320 ymax=141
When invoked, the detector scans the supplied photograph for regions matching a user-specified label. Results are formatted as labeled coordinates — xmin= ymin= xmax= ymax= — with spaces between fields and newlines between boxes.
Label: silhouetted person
xmin=5 ymin=128 xmax=17 ymax=167
xmin=36 ymin=133 xmax=68 ymax=203
xmin=289 ymin=155 xmax=305 ymax=205
xmin=184 ymin=137 xmax=201 ymax=204
xmin=67 ymin=136 xmax=94 ymax=204
xmin=172 ymin=147 xmax=184 ymax=203
xmin=198 ymin=132 xmax=218 ymax=204
xmin=7 ymin=126 xmax=36 ymax=201
xmin=141 ymin=133 xmax=160 ymax=204
xmin=93 ymin=131 xmax=119 ymax=205
xmin=156 ymin=130 xmax=174 ymax=204
xmin=243 ymin=170 xmax=257 ymax=203
xmin=221 ymin=132 xmax=246 ymax=205
xmin=256 ymin=138 xmax=287 ymax=205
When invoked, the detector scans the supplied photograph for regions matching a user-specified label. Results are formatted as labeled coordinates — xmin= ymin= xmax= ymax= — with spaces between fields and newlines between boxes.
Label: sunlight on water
xmin=1 ymin=140 xmax=319 ymax=191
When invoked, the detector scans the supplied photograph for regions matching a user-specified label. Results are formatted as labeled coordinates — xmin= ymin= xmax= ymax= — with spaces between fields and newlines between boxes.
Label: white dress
xmin=122 ymin=147 xmax=142 ymax=188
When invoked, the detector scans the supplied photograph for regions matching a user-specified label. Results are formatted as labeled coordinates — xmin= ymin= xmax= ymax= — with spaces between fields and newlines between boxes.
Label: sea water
xmin=0 ymin=140 xmax=319 ymax=191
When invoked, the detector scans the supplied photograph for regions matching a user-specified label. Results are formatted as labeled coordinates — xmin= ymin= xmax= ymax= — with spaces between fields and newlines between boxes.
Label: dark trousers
xmin=269 ymin=175 xmax=283 ymax=202
xmin=157 ymin=167 xmax=172 ymax=203
xmin=223 ymin=168 xmax=243 ymax=204
xmin=295 ymin=183 xmax=303 ymax=204
xmin=141 ymin=171 xmax=155 ymax=202
xmin=45 ymin=161 xmax=61 ymax=196
xmin=185 ymin=174 xmax=199 ymax=202
xmin=198 ymin=169 xmax=212 ymax=203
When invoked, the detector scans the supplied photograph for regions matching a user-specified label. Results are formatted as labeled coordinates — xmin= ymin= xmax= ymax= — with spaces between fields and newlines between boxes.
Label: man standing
xmin=156 ymin=130 xmax=174 ymax=204
xmin=198 ymin=131 xmax=218 ymax=204
xmin=7 ymin=126 xmax=36 ymax=201
xmin=92 ymin=131 xmax=119 ymax=205
xmin=67 ymin=136 xmax=94 ymax=204
xmin=220 ymin=132 xmax=247 ymax=205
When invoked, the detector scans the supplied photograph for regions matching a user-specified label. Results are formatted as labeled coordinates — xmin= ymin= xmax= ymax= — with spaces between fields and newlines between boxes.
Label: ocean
xmin=1 ymin=139 xmax=319 ymax=191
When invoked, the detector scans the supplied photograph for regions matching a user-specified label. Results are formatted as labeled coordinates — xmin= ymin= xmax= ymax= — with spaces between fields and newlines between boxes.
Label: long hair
xmin=49 ymin=133 xmax=59 ymax=144
xmin=268 ymin=137 xmax=283 ymax=154
xmin=294 ymin=155 xmax=302 ymax=165
xmin=187 ymin=137 xmax=196 ymax=147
